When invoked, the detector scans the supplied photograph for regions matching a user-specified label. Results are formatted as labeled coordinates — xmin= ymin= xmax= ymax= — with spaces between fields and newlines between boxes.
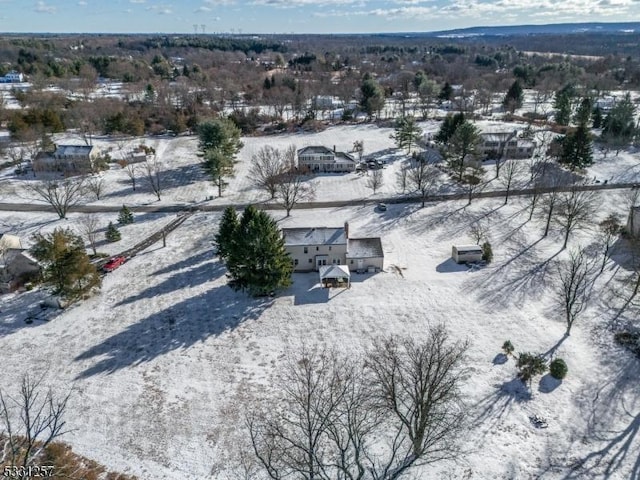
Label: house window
xmin=316 ymin=246 xmax=319 ymax=251
xmin=294 ymin=259 xmax=299 ymax=266
xmin=350 ymin=260 xmax=353 ymax=265
xmin=329 ymin=246 xmax=332 ymax=251
xmin=337 ymin=259 xmax=340 ymax=265
xmin=309 ymin=259 xmax=313 ymax=263
xmin=332 ymin=259 xmax=336 ymax=264
xmin=304 ymin=247 xmax=308 ymax=254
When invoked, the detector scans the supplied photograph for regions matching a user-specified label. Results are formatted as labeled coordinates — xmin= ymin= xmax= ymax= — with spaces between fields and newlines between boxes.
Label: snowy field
xmin=1 ymin=187 xmax=640 ymax=479
xmin=2 ymin=120 xmax=640 ymax=212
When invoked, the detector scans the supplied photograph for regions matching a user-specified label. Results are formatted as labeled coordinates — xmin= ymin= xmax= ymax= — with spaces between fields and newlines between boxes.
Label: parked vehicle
xmin=377 ymin=203 xmax=387 ymax=212
xmin=102 ymin=255 xmax=126 ymax=272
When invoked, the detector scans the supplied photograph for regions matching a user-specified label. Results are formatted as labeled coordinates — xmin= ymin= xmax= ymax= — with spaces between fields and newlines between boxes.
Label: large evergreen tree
xmin=226 ymin=206 xmax=292 ymax=296
xmin=502 ymin=80 xmax=523 ymax=113
xmin=602 ymin=93 xmax=637 ymax=154
xmin=118 ymin=204 xmax=134 ymax=225
xmin=30 ymin=228 xmax=100 ymax=298
xmin=391 ymin=116 xmax=421 ymax=153
xmin=560 ymin=125 xmax=593 ymax=170
xmin=554 ymin=89 xmax=573 ymax=126
xmin=197 ymin=117 xmax=243 ymax=158
xmin=215 ymin=206 xmax=239 ymax=261
xmin=434 ymin=112 xmax=465 ymax=144
xmin=446 ymin=120 xmax=482 ymax=180
xmin=359 ymin=76 xmax=385 ymax=119
xmin=203 ymin=148 xmax=235 ymax=197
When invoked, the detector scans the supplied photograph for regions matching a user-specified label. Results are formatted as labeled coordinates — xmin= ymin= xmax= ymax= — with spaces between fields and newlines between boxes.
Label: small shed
xmin=319 ymin=265 xmax=350 ymax=288
xmin=452 ymin=245 xmax=483 ymax=264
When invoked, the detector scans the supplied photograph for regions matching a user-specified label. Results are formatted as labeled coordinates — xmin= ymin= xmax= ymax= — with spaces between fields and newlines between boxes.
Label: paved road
xmin=0 ymin=180 xmax=636 ymax=215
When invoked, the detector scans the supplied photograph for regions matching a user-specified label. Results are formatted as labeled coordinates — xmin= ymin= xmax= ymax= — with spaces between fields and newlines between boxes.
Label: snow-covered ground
xmin=1 ymin=121 xmax=640 ymax=478
xmin=1 ymin=121 xmax=640 ymax=211
xmin=1 ymin=185 xmax=640 ymax=479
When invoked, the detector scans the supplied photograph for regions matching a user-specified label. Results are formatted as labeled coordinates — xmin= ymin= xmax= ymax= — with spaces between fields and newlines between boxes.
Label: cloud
xmin=253 ymin=0 xmax=358 ymax=7
xmin=34 ymin=0 xmax=56 ymax=13
xmin=78 ymin=0 xmax=87 ymax=5
xmin=147 ymin=3 xmax=173 ymax=14
xmin=195 ymin=5 xmax=212 ymax=11
xmin=130 ymin=0 xmax=146 ymax=3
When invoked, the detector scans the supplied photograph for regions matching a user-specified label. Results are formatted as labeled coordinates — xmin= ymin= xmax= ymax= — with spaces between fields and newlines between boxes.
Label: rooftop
xmin=298 ymin=146 xmax=334 ymax=156
xmin=55 ymin=144 xmax=95 ymax=156
xmin=347 ymin=237 xmax=384 ymax=258
xmin=282 ymin=227 xmax=347 ymax=246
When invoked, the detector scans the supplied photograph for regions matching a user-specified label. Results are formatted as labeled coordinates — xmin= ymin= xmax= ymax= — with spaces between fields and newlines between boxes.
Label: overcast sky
xmin=1 ymin=0 xmax=639 ymax=34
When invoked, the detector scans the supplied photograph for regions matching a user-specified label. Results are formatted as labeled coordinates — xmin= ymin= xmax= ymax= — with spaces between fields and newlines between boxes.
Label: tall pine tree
xmin=226 ymin=206 xmax=292 ymax=296
xmin=31 ymin=228 xmax=100 ymax=298
xmin=215 ymin=206 xmax=239 ymax=261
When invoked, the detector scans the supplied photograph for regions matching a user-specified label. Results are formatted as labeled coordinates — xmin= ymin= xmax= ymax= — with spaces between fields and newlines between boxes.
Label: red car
xmin=102 ymin=256 xmax=126 ymax=272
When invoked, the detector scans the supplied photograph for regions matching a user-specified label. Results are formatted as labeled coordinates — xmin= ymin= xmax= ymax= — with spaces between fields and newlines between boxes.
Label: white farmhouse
xmin=33 ymin=144 xmax=100 ymax=174
xmin=283 ymin=222 xmax=383 ymax=273
xmin=297 ymin=146 xmax=357 ymax=173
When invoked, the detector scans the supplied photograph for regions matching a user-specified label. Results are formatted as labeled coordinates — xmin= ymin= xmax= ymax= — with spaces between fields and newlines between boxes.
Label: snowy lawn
xmin=1 ymin=190 xmax=639 ymax=479
xmin=2 ymin=122 xmax=640 ymax=211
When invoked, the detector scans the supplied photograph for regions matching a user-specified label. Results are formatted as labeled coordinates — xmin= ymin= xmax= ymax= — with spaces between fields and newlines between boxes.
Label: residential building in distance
xmin=479 ymin=131 xmax=536 ymax=160
xmin=297 ymin=146 xmax=357 ymax=173
xmin=33 ymin=144 xmax=100 ymax=175
xmin=0 ymin=70 xmax=25 ymax=83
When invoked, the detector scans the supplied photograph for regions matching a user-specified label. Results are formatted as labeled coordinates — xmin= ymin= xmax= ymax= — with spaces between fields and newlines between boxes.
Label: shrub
xmin=482 ymin=241 xmax=493 ymax=263
xmin=117 ymin=205 xmax=134 ymax=225
xmin=549 ymin=358 xmax=568 ymax=379
xmin=517 ymin=352 xmax=547 ymax=383
xmin=502 ymin=340 xmax=514 ymax=356
xmin=105 ymin=222 xmax=121 ymax=242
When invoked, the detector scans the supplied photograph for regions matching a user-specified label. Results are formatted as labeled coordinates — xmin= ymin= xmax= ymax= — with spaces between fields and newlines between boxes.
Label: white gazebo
xmin=319 ymin=265 xmax=350 ymax=288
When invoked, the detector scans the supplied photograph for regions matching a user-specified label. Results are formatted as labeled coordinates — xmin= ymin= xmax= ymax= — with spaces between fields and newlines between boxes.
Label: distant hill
xmin=424 ymin=22 xmax=640 ymax=38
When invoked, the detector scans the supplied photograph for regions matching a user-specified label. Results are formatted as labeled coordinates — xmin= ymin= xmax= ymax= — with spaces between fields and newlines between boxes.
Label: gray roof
xmin=298 ymin=146 xmax=334 ymax=156
xmin=347 ymin=238 xmax=383 ymax=258
xmin=334 ymin=151 xmax=356 ymax=163
xmin=283 ymin=227 xmax=346 ymax=246
xmin=55 ymin=144 xmax=94 ymax=156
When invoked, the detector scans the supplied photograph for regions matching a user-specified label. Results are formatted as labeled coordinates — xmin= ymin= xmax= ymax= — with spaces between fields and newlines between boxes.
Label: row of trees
xmin=244 ymin=325 xmax=469 ymax=479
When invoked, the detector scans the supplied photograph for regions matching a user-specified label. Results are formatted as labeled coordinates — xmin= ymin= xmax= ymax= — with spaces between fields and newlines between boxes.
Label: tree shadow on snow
xmin=558 ymin=356 xmax=640 ymax=479
xmin=114 ymin=252 xmax=223 ymax=307
xmin=74 ymin=285 xmax=272 ymax=378
xmin=472 ymin=378 xmax=532 ymax=432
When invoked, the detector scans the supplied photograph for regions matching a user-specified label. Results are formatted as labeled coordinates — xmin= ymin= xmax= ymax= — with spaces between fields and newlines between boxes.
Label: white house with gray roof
xmin=297 ymin=146 xmax=357 ymax=173
xmin=33 ymin=144 xmax=100 ymax=174
xmin=282 ymin=222 xmax=383 ymax=273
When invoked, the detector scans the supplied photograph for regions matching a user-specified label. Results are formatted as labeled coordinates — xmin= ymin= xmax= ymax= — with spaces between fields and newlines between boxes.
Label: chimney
xmin=333 ymin=145 xmax=336 ymax=153
xmin=344 ymin=221 xmax=349 ymax=239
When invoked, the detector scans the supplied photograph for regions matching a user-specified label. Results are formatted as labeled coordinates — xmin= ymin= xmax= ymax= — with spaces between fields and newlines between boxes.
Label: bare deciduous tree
xmin=598 ymin=214 xmax=621 ymax=274
xmin=29 ymin=179 xmax=86 ymax=219
xmin=144 ymin=157 xmax=163 ymax=201
xmin=407 ymin=160 xmax=439 ymax=208
xmin=118 ymin=154 xmax=138 ymax=192
xmin=555 ymin=187 xmax=596 ymax=249
xmin=366 ymin=168 xmax=384 ymax=194
xmin=76 ymin=214 xmax=100 ymax=256
xmin=85 ymin=176 xmax=106 ymax=200
xmin=0 ymin=373 xmax=71 ymax=468
xmin=249 ymin=145 xmax=293 ymax=199
xmin=469 ymin=222 xmax=487 ymax=245
xmin=499 ymin=160 xmax=521 ymax=205
xmin=246 ymin=327 xmax=469 ymax=480
xmin=276 ymin=171 xmax=315 ymax=217
xmin=367 ymin=327 xmax=469 ymax=478
xmin=395 ymin=165 xmax=409 ymax=194
xmin=557 ymin=248 xmax=595 ymax=335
